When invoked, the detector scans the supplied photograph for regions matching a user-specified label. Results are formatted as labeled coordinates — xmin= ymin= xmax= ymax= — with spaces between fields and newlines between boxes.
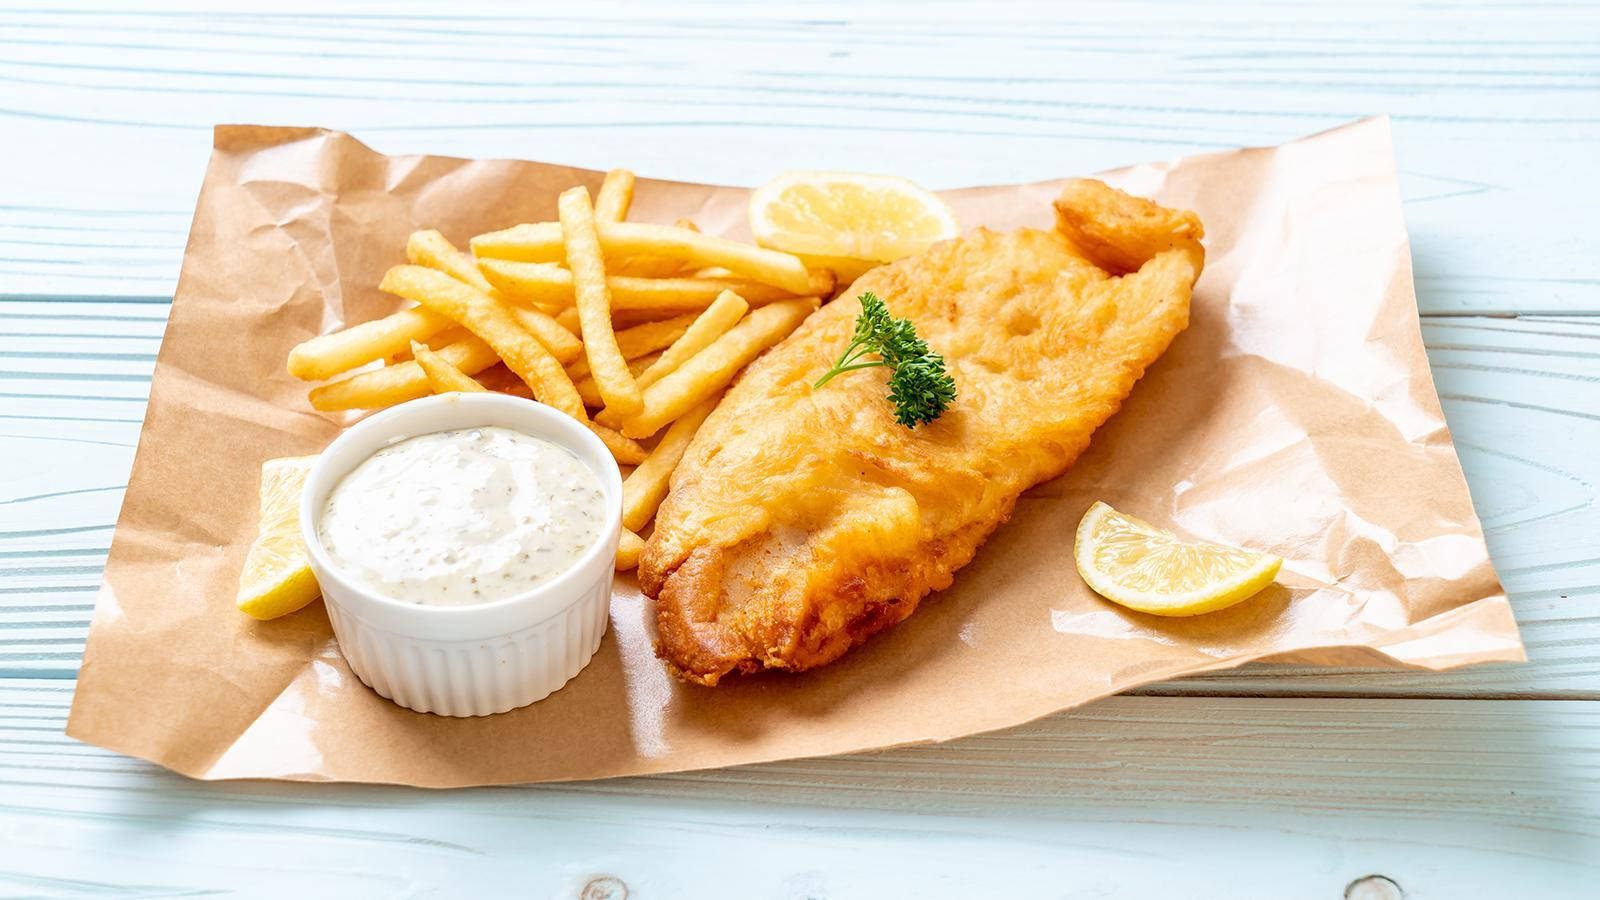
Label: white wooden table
xmin=4 ymin=3 xmax=1597 ymax=896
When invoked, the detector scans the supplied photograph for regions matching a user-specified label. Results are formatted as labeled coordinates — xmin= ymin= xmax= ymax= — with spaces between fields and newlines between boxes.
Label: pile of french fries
xmin=286 ymin=169 xmax=833 ymax=570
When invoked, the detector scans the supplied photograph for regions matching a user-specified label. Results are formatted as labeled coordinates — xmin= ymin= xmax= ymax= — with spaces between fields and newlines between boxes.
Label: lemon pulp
xmin=749 ymin=171 xmax=958 ymax=283
xmin=236 ymin=455 xmax=322 ymax=621
xmin=1074 ymin=501 xmax=1282 ymax=617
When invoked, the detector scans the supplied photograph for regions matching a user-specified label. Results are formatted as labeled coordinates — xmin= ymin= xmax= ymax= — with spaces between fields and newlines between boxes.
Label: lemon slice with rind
xmin=236 ymin=455 xmax=322 ymax=621
xmin=749 ymin=171 xmax=959 ymax=284
xmin=1074 ymin=501 xmax=1282 ymax=617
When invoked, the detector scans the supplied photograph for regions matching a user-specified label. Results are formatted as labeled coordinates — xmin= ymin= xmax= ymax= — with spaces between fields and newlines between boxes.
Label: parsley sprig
xmin=813 ymin=292 xmax=956 ymax=427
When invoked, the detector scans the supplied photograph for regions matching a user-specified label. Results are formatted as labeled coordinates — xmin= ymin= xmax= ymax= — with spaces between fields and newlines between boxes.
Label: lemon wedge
xmin=748 ymin=171 xmax=959 ymax=284
xmin=236 ymin=455 xmax=322 ymax=621
xmin=1074 ymin=501 xmax=1282 ymax=617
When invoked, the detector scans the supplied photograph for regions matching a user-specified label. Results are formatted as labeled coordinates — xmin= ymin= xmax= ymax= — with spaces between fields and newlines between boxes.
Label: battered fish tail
xmin=1053 ymin=178 xmax=1205 ymax=276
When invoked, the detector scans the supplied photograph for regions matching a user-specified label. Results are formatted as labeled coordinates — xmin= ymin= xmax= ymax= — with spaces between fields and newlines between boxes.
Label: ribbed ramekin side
xmin=323 ymin=567 xmax=612 ymax=717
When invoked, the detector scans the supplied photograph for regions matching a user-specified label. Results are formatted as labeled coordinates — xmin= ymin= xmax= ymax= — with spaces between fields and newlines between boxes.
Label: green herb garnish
xmin=813 ymin=292 xmax=956 ymax=427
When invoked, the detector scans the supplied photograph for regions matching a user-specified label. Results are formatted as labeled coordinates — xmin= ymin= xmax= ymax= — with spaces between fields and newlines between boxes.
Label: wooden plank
xmin=1 ymin=679 xmax=1595 ymax=896
xmin=0 ymin=309 xmax=1595 ymax=695
xmin=0 ymin=2 xmax=1594 ymax=312
xmin=0 ymin=298 xmax=162 ymax=424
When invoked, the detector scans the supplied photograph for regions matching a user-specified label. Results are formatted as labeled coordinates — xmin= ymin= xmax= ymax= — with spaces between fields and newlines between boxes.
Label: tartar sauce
xmin=318 ymin=426 xmax=605 ymax=606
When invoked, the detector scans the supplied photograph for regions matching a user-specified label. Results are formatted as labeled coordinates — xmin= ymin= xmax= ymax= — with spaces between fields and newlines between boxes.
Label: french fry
xmin=287 ymin=306 xmax=455 ymax=381
xmin=478 ymin=258 xmax=811 ymax=316
xmin=593 ymin=169 xmax=635 ymax=223
xmin=483 ymin=363 xmax=533 ymax=400
xmin=472 ymin=364 xmax=520 ymax=391
xmin=422 ymin=324 xmax=475 ymax=350
xmin=615 ymin=528 xmax=645 ymax=570
xmin=476 ymin=260 xmax=573 ymax=307
xmin=621 ymin=396 xmax=716 ymax=531
xmin=802 ymin=267 xmax=837 ymax=299
xmin=472 ymin=221 xmax=811 ymax=294
xmin=479 ymin=372 xmax=638 ymax=471
xmin=505 ymin=304 xmax=584 ymax=364
xmin=389 ymin=324 xmax=473 ymax=364
xmin=609 ymin=307 xmax=704 ymax=329
xmin=575 ymin=351 xmax=662 ymax=407
xmin=573 ymin=378 xmax=600 ymax=409
xmin=613 ymin=297 xmax=818 ymax=438
xmin=559 ymin=186 xmax=643 ymax=417
xmin=309 ymin=336 xmax=499 ymax=411
xmin=407 ymin=229 xmax=495 ymax=295
xmin=634 ymin=291 xmax=748 ymax=391
xmin=608 ymin=314 xmax=698 ymax=361
xmin=615 ymin=217 xmax=699 ymax=277
xmin=556 ymin=306 xmax=580 ymax=334
xmin=380 ymin=265 xmax=586 ymax=420
xmin=588 ymin=421 xmax=647 ymax=465
xmin=697 ymin=266 xmax=835 ymax=299
xmin=376 ymin=262 xmax=580 ymax=365
xmin=565 ymin=314 xmax=695 ymax=383
xmin=613 ymin=259 xmax=686 ymax=278
xmin=412 ymin=341 xmax=488 ymax=393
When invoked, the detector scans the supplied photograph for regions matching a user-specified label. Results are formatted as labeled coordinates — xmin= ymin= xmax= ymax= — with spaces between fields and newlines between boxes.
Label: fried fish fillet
xmin=639 ymin=179 xmax=1205 ymax=685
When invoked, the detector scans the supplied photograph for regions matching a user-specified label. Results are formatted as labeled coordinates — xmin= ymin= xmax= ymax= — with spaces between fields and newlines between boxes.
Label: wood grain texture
xmin=1 ymin=2 xmax=1596 ymax=313
xmin=3 ymin=680 xmax=1598 ymax=896
xmin=3 ymin=1 xmax=1599 ymax=893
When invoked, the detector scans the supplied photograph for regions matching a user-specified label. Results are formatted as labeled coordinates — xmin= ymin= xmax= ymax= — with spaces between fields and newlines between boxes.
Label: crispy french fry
xmin=575 ymin=351 xmax=662 ymax=407
xmin=287 ymin=306 xmax=455 ymax=381
xmin=615 ymin=217 xmax=699 ymax=277
xmin=472 ymin=221 xmax=811 ymax=294
xmin=412 ymin=341 xmax=488 ymax=393
xmin=505 ymin=304 xmax=583 ymax=364
xmin=696 ymin=266 xmax=835 ymax=299
xmin=485 ymin=363 xmax=533 ymax=399
xmin=803 ymin=267 xmax=837 ymax=299
xmin=468 ymin=223 xmax=556 ymax=263
xmin=609 ymin=307 xmax=705 ymax=329
xmin=556 ymin=306 xmax=580 ymax=334
xmin=588 ymin=421 xmax=647 ymax=465
xmin=407 ymin=229 xmax=495 ymax=295
xmin=712 ymin=266 xmax=834 ymax=299
xmin=565 ymin=314 xmax=695 ymax=383
xmin=423 ymin=324 xmax=475 ymax=349
xmin=634 ymin=291 xmax=748 ymax=391
xmin=476 ymin=260 xmax=573 ymax=306
xmin=309 ymin=336 xmax=500 ymax=411
xmin=613 ymin=258 xmax=685 ymax=278
xmin=389 ymin=324 xmax=474 ymax=364
xmin=613 ymin=297 xmax=818 ymax=438
xmin=478 ymin=258 xmax=809 ymax=316
xmin=559 ymin=186 xmax=643 ymax=417
xmin=472 ymin=363 xmax=519 ymax=391
xmin=380 ymin=265 xmax=586 ymax=420
xmin=615 ymin=528 xmax=645 ymax=570
xmin=593 ymin=169 xmax=635 ymax=223
xmin=611 ymin=315 xmax=698 ymax=360
xmin=621 ymin=396 xmax=716 ymax=531
xmin=378 ymin=262 xmax=580 ymax=365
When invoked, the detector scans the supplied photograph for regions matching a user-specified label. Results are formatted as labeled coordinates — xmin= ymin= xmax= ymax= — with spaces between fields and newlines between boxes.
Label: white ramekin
xmin=300 ymin=392 xmax=622 ymax=717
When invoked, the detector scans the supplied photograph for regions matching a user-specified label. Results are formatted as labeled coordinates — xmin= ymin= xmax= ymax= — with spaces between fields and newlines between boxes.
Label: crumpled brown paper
xmin=65 ymin=117 xmax=1523 ymax=786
